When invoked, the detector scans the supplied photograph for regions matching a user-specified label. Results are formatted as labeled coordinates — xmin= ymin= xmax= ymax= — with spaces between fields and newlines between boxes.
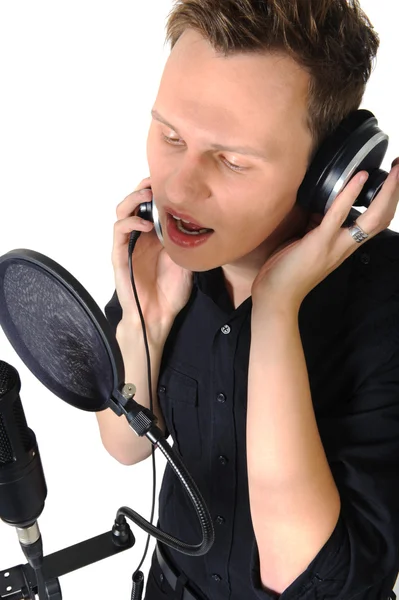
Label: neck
xmin=221 ymin=204 xmax=308 ymax=306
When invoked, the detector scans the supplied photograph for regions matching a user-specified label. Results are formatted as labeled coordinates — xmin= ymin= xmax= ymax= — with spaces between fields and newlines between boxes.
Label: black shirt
xmin=105 ymin=226 xmax=399 ymax=600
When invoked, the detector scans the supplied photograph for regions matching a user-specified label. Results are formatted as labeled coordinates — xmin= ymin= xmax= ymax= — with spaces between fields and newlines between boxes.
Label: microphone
xmin=0 ymin=359 xmax=47 ymax=570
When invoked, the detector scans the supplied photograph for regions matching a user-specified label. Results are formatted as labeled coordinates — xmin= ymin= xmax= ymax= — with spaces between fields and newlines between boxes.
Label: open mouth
xmin=166 ymin=213 xmax=215 ymax=247
xmin=168 ymin=213 xmax=214 ymax=235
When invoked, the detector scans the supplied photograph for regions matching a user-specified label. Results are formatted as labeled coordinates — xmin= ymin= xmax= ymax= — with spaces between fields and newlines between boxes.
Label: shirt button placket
xmin=209 ymin=321 xmax=235 ymax=592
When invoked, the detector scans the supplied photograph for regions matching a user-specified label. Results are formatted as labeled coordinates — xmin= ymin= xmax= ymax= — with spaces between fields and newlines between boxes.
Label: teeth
xmin=175 ymin=219 xmax=211 ymax=236
xmin=170 ymin=212 xmax=212 ymax=235
xmin=172 ymin=214 xmax=198 ymax=225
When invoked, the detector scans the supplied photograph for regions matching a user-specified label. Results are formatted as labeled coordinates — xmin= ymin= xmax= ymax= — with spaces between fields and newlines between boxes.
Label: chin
xmin=165 ymin=244 xmax=222 ymax=272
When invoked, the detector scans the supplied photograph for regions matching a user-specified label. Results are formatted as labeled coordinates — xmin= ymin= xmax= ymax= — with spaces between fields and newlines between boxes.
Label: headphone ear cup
xmin=137 ymin=197 xmax=164 ymax=246
xmin=297 ymin=109 xmax=389 ymax=215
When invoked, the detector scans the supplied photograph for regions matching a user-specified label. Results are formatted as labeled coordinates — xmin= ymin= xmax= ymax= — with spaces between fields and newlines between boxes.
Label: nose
xmin=165 ymin=156 xmax=210 ymax=206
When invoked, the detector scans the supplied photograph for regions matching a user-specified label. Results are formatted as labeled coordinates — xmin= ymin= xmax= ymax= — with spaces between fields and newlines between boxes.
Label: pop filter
xmin=0 ymin=249 xmax=126 ymax=415
xmin=0 ymin=247 xmax=215 ymax=558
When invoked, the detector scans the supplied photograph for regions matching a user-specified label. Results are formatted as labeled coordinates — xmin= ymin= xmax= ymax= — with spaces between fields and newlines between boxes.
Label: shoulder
xmin=341 ymin=227 xmax=399 ymax=367
xmin=299 ymin=227 xmax=399 ymax=360
xmin=347 ymin=227 xmax=399 ymax=312
xmin=355 ymin=226 xmax=399 ymax=266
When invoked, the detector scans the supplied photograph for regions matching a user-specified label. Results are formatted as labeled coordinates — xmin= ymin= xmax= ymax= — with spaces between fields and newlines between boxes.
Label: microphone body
xmin=0 ymin=360 xmax=47 ymax=528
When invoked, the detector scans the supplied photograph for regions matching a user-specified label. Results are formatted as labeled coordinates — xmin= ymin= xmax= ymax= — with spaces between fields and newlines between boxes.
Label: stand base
xmin=0 ymin=526 xmax=135 ymax=599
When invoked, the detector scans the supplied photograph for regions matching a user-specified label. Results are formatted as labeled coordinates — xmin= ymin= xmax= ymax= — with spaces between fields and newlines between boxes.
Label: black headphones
xmin=137 ymin=109 xmax=389 ymax=246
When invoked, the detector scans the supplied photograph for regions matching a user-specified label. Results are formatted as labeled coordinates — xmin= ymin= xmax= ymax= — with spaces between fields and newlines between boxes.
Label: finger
xmin=356 ymin=164 xmax=399 ymax=235
xmin=116 ymin=187 xmax=153 ymax=220
xmin=391 ymin=157 xmax=399 ymax=169
xmin=333 ymin=164 xmax=399 ymax=258
xmin=112 ymin=215 xmax=154 ymax=258
xmin=320 ymin=171 xmax=369 ymax=235
xmin=134 ymin=176 xmax=151 ymax=192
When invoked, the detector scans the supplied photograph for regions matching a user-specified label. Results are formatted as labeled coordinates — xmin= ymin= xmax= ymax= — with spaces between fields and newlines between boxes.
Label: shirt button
xmin=158 ymin=385 xmax=166 ymax=393
xmin=217 ymin=393 xmax=226 ymax=403
xmin=218 ymin=455 xmax=228 ymax=465
xmin=215 ymin=515 xmax=225 ymax=525
xmin=360 ymin=252 xmax=370 ymax=265
xmin=221 ymin=324 xmax=231 ymax=334
xmin=212 ymin=574 xmax=222 ymax=582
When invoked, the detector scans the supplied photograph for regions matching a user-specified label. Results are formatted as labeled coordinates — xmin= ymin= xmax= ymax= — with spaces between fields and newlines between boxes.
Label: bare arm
xmin=247 ymin=304 xmax=340 ymax=593
xmin=96 ymin=320 xmax=168 ymax=465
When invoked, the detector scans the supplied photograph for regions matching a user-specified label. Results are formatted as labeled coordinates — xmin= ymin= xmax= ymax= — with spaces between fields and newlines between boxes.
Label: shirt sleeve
xmin=250 ymin=236 xmax=399 ymax=600
xmin=104 ymin=290 xmax=123 ymax=334
xmin=250 ymin=513 xmax=348 ymax=599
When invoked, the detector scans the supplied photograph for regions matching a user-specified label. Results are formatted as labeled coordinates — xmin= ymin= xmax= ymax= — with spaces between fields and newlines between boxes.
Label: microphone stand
xmin=0 ymin=517 xmax=134 ymax=599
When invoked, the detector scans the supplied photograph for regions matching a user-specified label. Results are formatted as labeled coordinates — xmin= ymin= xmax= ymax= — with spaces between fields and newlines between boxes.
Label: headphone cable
xmin=127 ymin=229 xmax=157 ymax=598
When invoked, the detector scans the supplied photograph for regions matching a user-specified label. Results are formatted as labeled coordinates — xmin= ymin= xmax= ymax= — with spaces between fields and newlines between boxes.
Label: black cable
xmin=34 ymin=565 xmax=47 ymax=600
xmin=127 ymin=230 xmax=157 ymax=583
xmin=20 ymin=535 xmax=48 ymax=599
xmin=125 ymin=228 xmax=215 ymax=599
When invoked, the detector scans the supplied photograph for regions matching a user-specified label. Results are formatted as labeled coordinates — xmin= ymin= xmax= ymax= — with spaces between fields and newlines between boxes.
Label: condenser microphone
xmin=0 ymin=360 xmax=47 ymax=565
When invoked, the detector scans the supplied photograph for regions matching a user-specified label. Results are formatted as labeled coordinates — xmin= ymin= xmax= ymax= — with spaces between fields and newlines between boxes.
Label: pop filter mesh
xmin=0 ymin=257 xmax=117 ymax=411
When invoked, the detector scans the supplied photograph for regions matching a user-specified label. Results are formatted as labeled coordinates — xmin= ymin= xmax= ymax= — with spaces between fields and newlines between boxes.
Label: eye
xmin=221 ymin=158 xmax=246 ymax=172
xmin=161 ymin=133 xmax=183 ymax=145
xmin=161 ymin=133 xmax=246 ymax=173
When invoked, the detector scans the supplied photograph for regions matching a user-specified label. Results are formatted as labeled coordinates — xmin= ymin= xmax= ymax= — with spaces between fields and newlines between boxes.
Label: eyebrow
xmin=151 ymin=109 xmax=271 ymax=161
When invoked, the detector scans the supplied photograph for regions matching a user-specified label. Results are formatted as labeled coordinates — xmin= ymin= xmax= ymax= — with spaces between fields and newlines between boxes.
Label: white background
xmin=0 ymin=1 xmax=398 ymax=598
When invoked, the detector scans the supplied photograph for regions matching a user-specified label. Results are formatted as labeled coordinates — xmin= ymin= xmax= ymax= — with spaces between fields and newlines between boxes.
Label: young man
xmin=97 ymin=1 xmax=399 ymax=598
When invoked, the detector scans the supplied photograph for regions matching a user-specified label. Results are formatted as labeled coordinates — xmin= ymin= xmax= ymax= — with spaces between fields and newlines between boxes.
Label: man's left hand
xmin=251 ymin=158 xmax=399 ymax=311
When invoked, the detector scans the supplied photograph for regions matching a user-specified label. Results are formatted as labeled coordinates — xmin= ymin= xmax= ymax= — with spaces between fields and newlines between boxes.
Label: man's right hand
xmin=112 ymin=177 xmax=194 ymax=343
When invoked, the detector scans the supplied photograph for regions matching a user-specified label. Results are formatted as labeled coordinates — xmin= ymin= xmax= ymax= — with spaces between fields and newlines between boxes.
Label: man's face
xmin=147 ymin=29 xmax=314 ymax=274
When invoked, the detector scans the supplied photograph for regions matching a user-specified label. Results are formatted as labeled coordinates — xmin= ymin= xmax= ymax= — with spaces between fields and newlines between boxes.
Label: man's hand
xmin=251 ymin=159 xmax=399 ymax=312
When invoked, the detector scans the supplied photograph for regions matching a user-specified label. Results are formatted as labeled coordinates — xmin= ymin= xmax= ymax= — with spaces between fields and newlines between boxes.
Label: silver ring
xmin=348 ymin=221 xmax=369 ymax=243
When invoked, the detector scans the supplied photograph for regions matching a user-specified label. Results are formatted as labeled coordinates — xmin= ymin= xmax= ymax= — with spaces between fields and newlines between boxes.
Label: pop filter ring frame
xmin=0 ymin=248 xmax=127 ymax=416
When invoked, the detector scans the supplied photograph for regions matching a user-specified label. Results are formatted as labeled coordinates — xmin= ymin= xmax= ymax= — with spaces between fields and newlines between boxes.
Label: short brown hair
xmin=165 ymin=0 xmax=380 ymax=164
